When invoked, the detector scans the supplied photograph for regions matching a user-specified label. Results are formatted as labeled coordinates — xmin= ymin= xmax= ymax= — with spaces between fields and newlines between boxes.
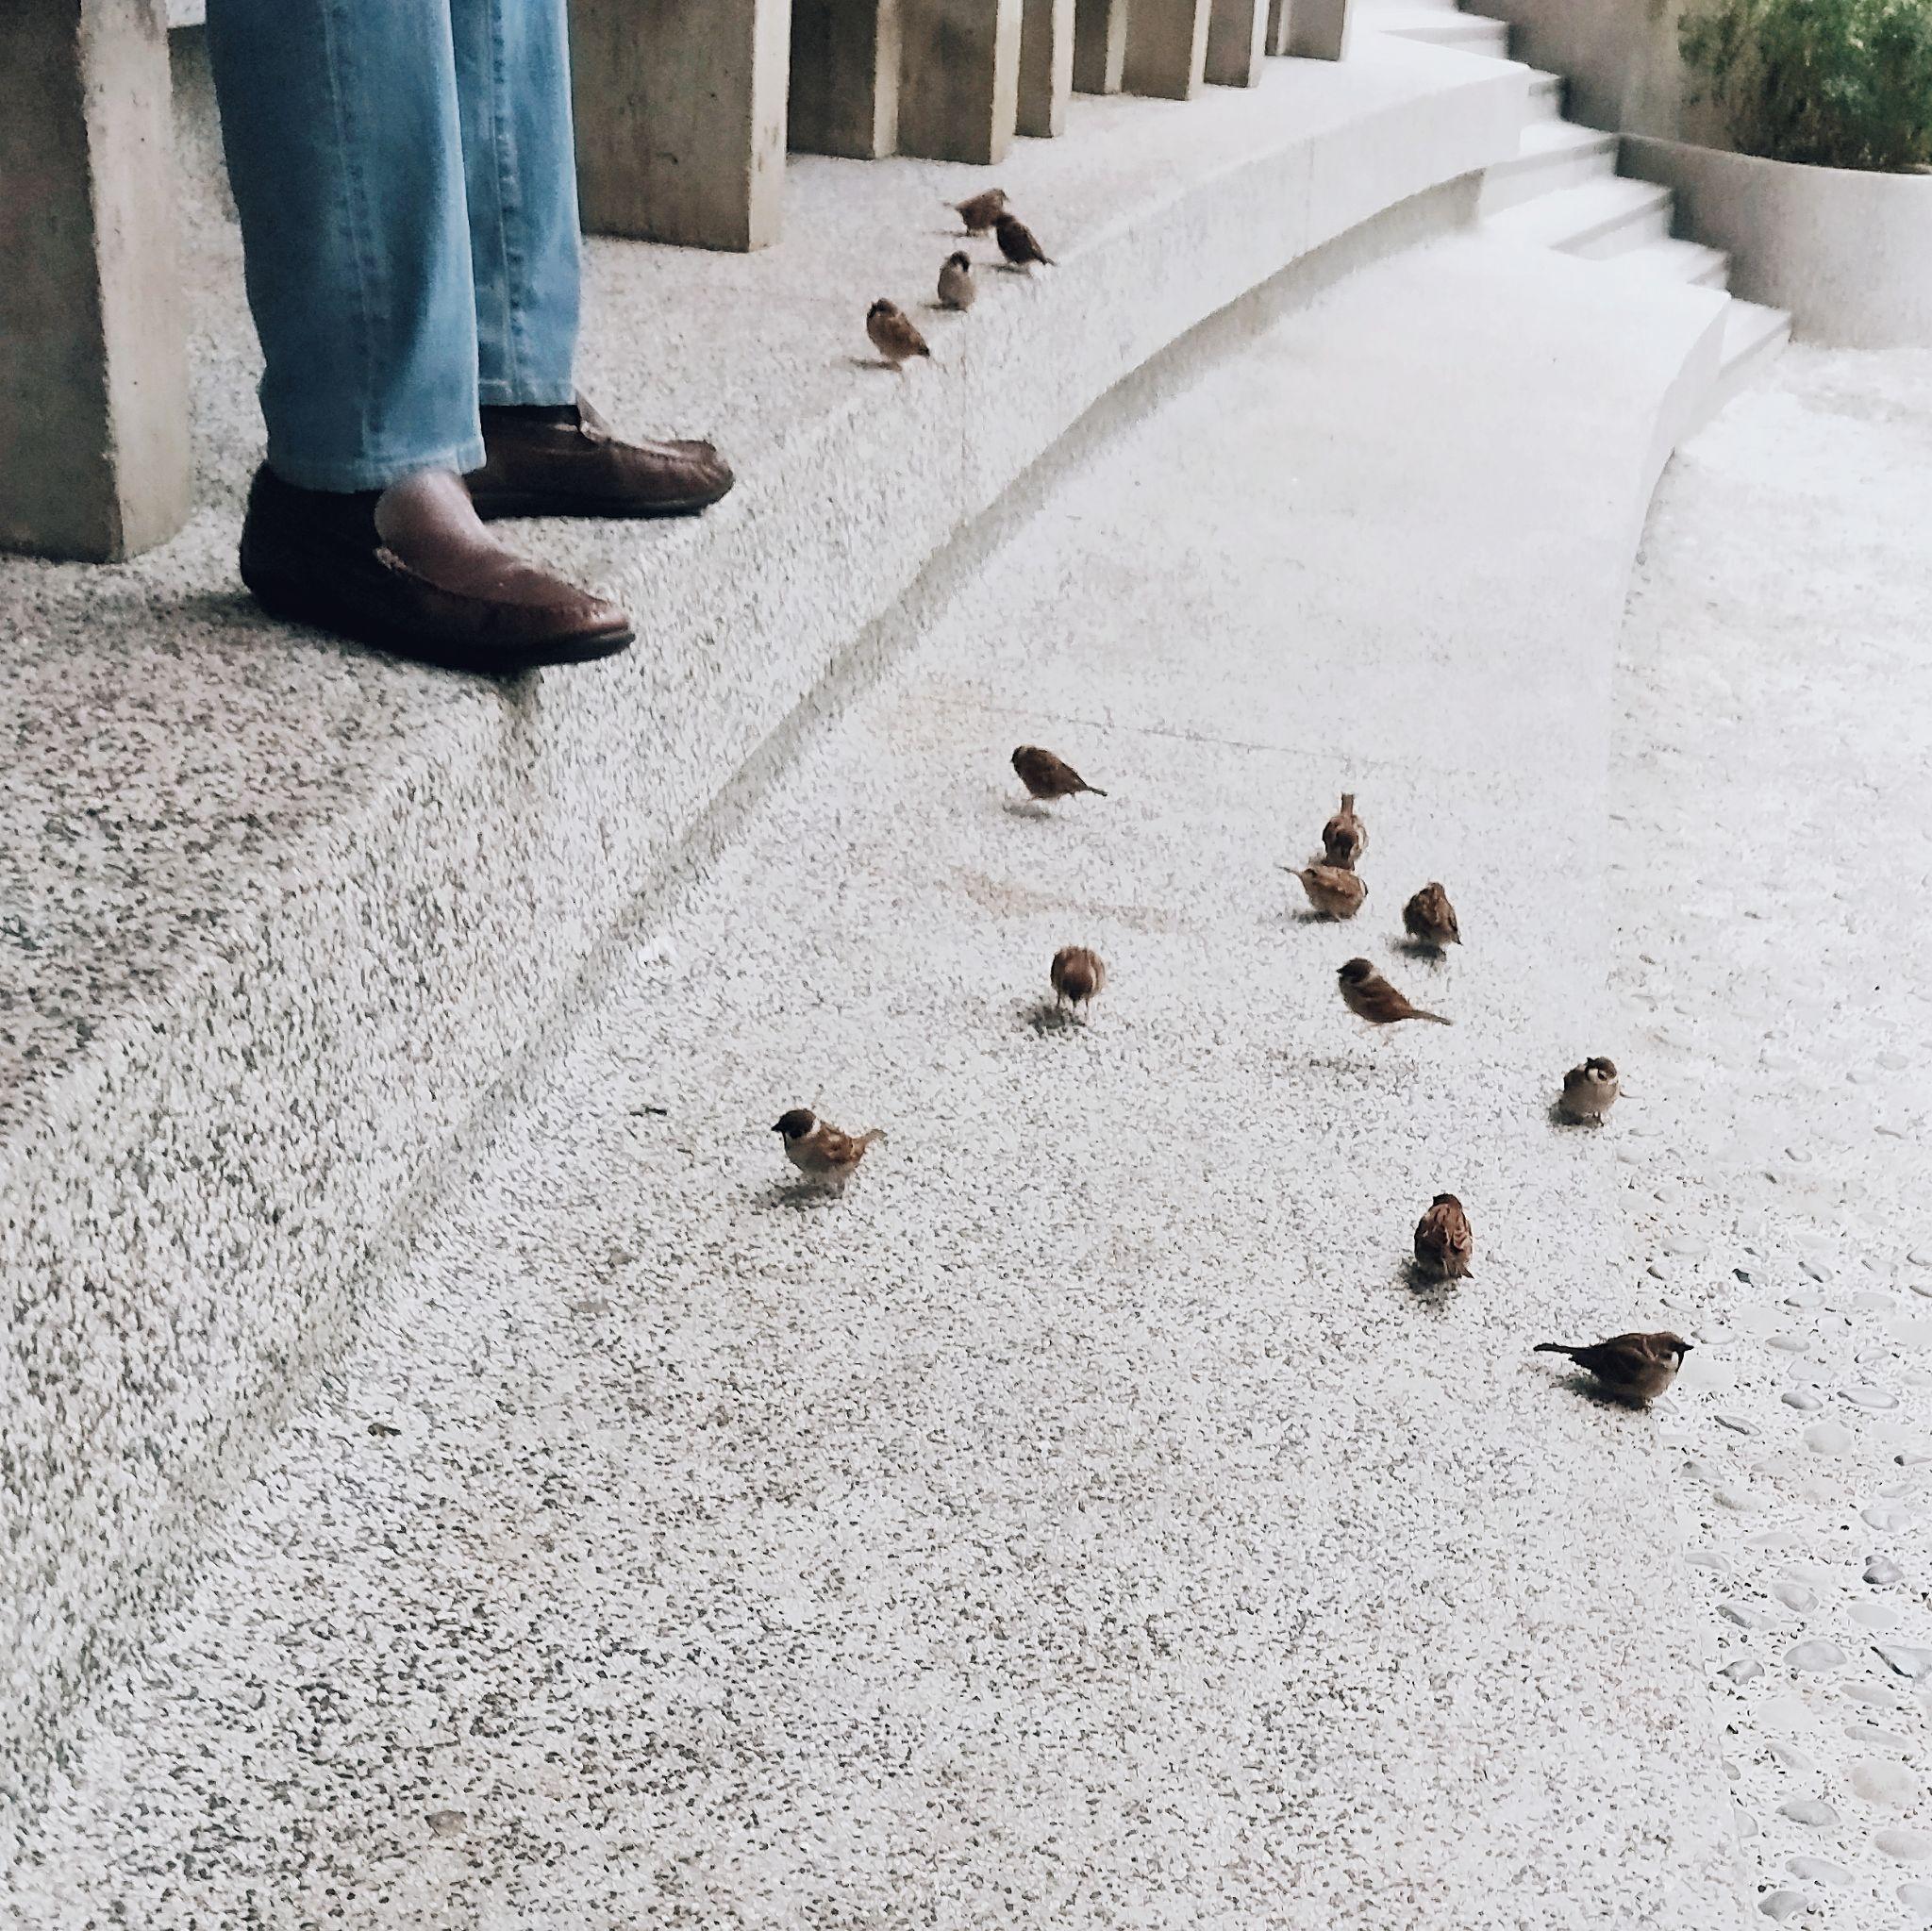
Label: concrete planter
xmin=1623 ymin=133 xmax=1932 ymax=349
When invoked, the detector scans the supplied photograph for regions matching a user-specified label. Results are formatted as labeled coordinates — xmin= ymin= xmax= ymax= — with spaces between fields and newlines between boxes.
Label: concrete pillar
xmin=1205 ymin=0 xmax=1267 ymax=84
xmin=1288 ymin=0 xmax=1349 ymax=59
xmin=0 ymin=0 xmax=191 ymax=563
xmin=1071 ymin=0 xmax=1127 ymax=93
xmin=898 ymin=0 xmax=1023 ymax=166
xmin=1017 ymin=0 xmax=1074 ymax=136
xmin=791 ymin=0 xmax=901 ymax=159
xmin=1122 ymin=0 xmax=1211 ymax=100
xmin=570 ymin=0 xmax=790 ymax=251
xmin=1265 ymin=0 xmax=1292 ymax=57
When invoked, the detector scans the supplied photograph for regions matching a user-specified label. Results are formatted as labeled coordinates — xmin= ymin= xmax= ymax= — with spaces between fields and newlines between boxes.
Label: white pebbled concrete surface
xmin=4 ymin=34 xmax=1538 ymax=1791
xmin=5 ymin=236 xmax=1742 ymax=1924
xmin=1610 ymin=345 xmax=1932 ymax=1929
xmin=0 ymin=34 xmax=1528 ymax=1796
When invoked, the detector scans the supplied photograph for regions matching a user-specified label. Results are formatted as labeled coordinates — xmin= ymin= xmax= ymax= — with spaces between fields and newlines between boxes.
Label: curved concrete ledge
xmin=1623 ymin=133 xmax=1932 ymax=349
xmin=0 ymin=42 xmax=1525 ymax=1799
xmin=6 ymin=225 xmax=1742 ymax=1924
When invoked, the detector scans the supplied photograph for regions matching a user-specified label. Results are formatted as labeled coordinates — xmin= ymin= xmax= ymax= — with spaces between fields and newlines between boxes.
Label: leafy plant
xmin=1678 ymin=0 xmax=1932 ymax=172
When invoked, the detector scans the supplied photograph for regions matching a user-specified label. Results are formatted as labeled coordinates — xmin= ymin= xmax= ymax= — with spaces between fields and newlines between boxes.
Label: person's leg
xmin=451 ymin=0 xmax=736 ymax=520
xmin=204 ymin=0 xmax=483 ymax=489
xmin=204 ymin=0 xmax=632 ymax=670
xmin=450 ymin=0 xmax=582 ymax=410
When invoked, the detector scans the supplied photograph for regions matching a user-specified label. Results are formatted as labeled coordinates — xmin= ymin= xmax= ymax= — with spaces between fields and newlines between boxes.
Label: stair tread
xmin=1485 ymin=175 xmax=1673 ymax=248
xmin=1723 ymin=297 xmax=1793 ymax=360
xmin=1602 ymin=237 xmax=1730 ymax=287
xmin=1358 ymin=1 xmax=1510 ymax=42
xmin=1382 ymin=18 xmax=1511 ymax=42
xmin=1514 ymin=119 xmax=1616 ymax=159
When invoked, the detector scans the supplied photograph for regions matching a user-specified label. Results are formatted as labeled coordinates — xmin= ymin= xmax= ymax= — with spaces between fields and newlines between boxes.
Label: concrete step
xmin=1700 ymin=295 xmax=1792 ymax=423
xmin=1603 ymin=234 xmax=1732 ymax=291
xmin=1477 ymin=118 xmax=1619 ymax=215
xmin=0 ymin=33 xmax=1536 ymax=1812
xmin=1485 ymin=174 xmax=1674 ymax=258
xmin=1366 ymin=5 xmax=1514 ymax=56
xmin=1524 ymin=68 xmax=1567 ymax=120
xmin=5 ymin=232 xmax=1745 ymax=1931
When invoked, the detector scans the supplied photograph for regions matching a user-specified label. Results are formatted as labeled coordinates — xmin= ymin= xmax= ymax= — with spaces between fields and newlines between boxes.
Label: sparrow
xmin=1534 ymin=1330 xmax=1690 ymax=1405
xmin=1337 ymin=957 xmax=1452 ymax=1026
xmin=994 ymin=212 xmax=1054 ymax=270
xmin=1403 ymin=882 xmax=1459 ymax=948
xmin=1051 ymin=944 xmax=1107 ymax=1015
xmin=772 ymin=1108 xmax=887 ymax=1190
xmin=1012 ymin=744 xmax=1106 ymax=802
xmin=1321 ymin=792 xmax=1365 ymax=868
xmin=1557 ymin=1056 xmax=1620 ymax=1124
xmin=1291 ymin=863 xmax=1367 ymax=920
xmin=1412 ymin=1193 xmax=1474 ymax=1280
xmin=866 ymin=299 xmax=930 ymax=371
xmin=949 ymin=187 xmax=1008 ymax=234
xmin=937 ymin=251 xmax=976 ymax=311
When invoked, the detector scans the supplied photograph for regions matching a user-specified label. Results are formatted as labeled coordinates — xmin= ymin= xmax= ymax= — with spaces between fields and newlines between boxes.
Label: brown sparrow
xmin=1321 ymin=792 xmax=1365 ymax=868
xmin=1337 ymin=957 xmax=1451 ymax=1026
xmin=949 ymin=188 xmax=1008 ymax=234
xmin=772 ymin=1108 xmax=887 ymax=1190
xmin=1291 ymin=863 xmax=1367 ymax=920
xmin=1012 ymin=745 xmax=1106 ymax=801
xmin=994 ymin=212 xmax=1054 ymax=269
xmin=1557 ymin=1057 xmax=1620 ymax=1124
xmin=866 ymin=299 xmax=931 ymax=371
xmin=1403 ymin=882 xmax=1459 ymax=948
xmin=1535 ymin=1330 xmax=1690 ymax=1405
xmin=1051 ymin=945 xmax=1107 ymax=1014
xmin=1413 ymin=1193 xmax=1473 ymax=1280
xmin=937 ymin=252 xmax=976 ymax=311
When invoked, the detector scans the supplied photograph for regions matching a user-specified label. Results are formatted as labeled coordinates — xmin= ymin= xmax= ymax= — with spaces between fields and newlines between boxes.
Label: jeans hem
xmin=264 ymin=437 xmax=490 ymax=493
xmin=476 ymin=377 xmax=579 ymax=408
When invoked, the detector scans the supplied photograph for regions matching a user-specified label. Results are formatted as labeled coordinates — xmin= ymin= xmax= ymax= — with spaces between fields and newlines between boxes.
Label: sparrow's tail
xmin=1534 ymin=1343 xmax=1578 ymax=1357
xmin=1415 ymin=1009 xmax=1454 ymax=1025
xmin=1081 ymin=783 xmax=1108 ymax=797
xmin=858 ymin=1128 xmax=888 ymax=1150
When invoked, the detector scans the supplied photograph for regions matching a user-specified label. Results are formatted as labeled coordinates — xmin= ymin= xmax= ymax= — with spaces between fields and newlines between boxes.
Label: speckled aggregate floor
xmin=1 ymin=34 xmax=1527 ymax=1799
xmin=3 ymin=235 xmax=1743 ymax=1926
xmin=1610 ymin=344 xmax=1932 ymax=1928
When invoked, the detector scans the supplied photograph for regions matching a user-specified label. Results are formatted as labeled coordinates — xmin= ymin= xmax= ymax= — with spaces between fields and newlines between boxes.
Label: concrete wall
xmin=1474 ymin=0 xmax=1725 ymax=146
xmin=1624 ymin=134 xmax=1932 ymax=348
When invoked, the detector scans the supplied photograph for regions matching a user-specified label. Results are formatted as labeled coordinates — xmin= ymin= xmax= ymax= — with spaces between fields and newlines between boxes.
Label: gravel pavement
xmin=1611 ymin=343 xmax=1932 ymax=1929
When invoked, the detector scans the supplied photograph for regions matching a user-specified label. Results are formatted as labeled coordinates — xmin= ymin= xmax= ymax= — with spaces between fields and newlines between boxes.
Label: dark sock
xmin=481 ymin=402 xmax=579 ymax=425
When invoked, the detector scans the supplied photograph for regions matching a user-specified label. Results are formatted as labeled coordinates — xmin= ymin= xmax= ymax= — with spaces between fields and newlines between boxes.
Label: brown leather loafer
xmin=468 ymin=395 xmax=734 ymax=521
xmin=238 ymin=466 xmax=634 ymax=674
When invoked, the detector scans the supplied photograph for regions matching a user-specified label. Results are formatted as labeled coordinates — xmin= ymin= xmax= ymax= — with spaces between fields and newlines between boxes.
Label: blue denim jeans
xmin=205 ymin=0 xmax=582 ymax=491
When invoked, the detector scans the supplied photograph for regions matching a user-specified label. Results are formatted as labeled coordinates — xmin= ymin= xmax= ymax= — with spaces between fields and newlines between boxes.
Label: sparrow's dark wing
xmin=1572 ymin=1336 xmax=1656 ymax=1386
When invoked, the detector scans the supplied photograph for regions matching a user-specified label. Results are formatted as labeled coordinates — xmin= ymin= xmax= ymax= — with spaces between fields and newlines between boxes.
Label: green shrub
xmin=1678 ymin=0 xmax=1932 ymax=172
